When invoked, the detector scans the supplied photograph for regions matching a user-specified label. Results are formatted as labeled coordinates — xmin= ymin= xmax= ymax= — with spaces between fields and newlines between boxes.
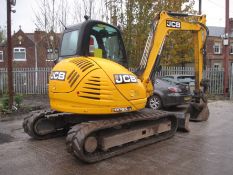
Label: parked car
xmin=162 ymin=74 xmax=195 ymax=84
xmin=147 ymin=78 xmax=191 ymax=110
xmin=162 ymin=74 xmax=195 ymax=93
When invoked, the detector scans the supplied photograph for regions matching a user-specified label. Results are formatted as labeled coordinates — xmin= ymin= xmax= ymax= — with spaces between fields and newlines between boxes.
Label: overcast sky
xmin=0 ymin=0 xmax=232 ymax=33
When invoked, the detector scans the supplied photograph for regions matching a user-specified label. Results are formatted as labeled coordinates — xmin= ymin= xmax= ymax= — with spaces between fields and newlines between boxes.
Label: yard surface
xmin=0 ymin=98 xmax=233 ymax=175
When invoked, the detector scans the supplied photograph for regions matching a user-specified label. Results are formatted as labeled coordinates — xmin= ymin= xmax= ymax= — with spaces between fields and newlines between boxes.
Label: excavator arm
xmin=137 ymin=11 xmax=209 ymax=122
xmin=138 ymin=11 xmax=208 ymax=97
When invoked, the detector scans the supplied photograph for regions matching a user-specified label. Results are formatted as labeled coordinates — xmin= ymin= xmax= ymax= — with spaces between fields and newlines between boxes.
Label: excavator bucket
xmin=189 ymin=99 xmax=209 ymax=121
xmin=189 ymin=79 xmax=210 ymax=121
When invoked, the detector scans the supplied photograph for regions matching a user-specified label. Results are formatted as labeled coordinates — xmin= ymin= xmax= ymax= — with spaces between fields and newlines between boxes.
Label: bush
xmin=14 ymin=94 xmax=23 ymax=107
xmin=0 ymin=94 xmax=23 ymax=111
xmin=1 ymin=96 xmax=9 ymax=109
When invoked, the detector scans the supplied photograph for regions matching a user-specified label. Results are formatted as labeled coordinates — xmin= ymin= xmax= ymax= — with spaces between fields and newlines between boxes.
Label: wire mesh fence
xmin=0 ymin=67 xmax=225 ymax=95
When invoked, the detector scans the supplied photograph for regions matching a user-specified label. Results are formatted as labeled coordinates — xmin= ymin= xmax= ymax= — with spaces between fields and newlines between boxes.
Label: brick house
xmin=206 ymin=18 xmax=233 ymax=73
xmin=0 ymin=28 xmax=61 ymax=69
xmin=0 ymin=29 xmax=61 ymax=93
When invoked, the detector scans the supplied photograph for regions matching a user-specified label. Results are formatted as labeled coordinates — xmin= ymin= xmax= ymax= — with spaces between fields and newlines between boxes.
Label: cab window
xmin=60 ymin=30 xmax=79 ymax=56
xmin=89 ymin=24 xmax=125 ymax=65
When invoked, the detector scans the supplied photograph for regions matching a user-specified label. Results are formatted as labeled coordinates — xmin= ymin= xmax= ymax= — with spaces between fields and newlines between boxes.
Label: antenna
xmin=59 ymin=20 xmax=67 ymax=30
xmin=84 ymin=15 xmax=89 ymax=21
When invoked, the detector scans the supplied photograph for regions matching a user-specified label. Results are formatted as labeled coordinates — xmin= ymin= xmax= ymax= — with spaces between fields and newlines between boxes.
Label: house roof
xmin=12 ymin=28 xmax=61 ymax=44
xmin=208 ymin=26 xmax=233 ymax=37
xmin=25 ymin=33 xmax=35 ymax=43
xmin=208 ymin=26 xmax=225 ymax=37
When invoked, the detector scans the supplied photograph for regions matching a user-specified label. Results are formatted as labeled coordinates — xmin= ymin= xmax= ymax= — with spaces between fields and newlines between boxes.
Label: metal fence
xmin=0 ymin=68 xmax=51 ymax=95
xmin=230 ymin=73 xmax=233 ymax=100
xmin=131 ymin=66 xmax=224 ymax=95
xmin=0 ymin=67 xmax=225 ymax=95
xmin=157 ymin=67 xmax=224 ymax=95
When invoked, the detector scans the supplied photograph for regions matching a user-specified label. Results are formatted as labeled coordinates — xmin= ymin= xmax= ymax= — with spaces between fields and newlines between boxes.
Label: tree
xmin=34 ymin=0 xmax=69 ymax=33
xmin=0 ymin=26 xmax=6 ymax=44
xmin=158 ymin=0 xmax=197 ymax=66
xmin=32 ymin=0 xmax=197 ymax=66
xmin=33 ymin=0 xmax=69 ymax=61
xmin=73 ymin=0 xmax=108 ymax=23
xmin=161 ymin=30 xmax=195 ymax=66
xmin=107 ymin=0 xmax=196 ymax=67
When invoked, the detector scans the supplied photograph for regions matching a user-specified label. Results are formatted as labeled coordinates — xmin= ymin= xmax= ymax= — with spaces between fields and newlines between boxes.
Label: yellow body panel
xmin=49 ymin=57 xmax=147 ymax=114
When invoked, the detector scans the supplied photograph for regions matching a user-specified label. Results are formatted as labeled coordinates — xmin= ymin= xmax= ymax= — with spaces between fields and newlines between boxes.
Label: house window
xmin=14 ymin=47 xmax=26 ymax=61
xmin=213 ymin=43 xmax=221 ymax=54
xmin=230 ymin=43 xmax=233 ymax=54
xmin=47 ymin=48 xmax=58 ymax=61
xmin=0 ymin=51 xmax=3 ymax=62
xmin=213 ymin=63 xmax=221 ymax=69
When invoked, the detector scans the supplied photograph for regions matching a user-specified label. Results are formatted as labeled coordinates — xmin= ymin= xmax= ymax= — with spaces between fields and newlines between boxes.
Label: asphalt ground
xmin=0 ymin=100 xmax=233 ymax=175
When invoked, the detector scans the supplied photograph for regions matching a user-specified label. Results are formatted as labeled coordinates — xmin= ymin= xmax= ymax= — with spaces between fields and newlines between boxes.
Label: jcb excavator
xmin=23 ymin=11 xmax=209 ymax=163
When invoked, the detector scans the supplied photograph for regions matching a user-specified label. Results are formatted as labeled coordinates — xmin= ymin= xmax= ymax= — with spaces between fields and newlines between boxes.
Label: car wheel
xmin=148 ymin=95 xmax=162 ymax=110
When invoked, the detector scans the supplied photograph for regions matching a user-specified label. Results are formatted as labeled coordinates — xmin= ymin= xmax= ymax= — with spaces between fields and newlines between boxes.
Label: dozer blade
xmin=175 ymin=111 xmax=190 ymax=132
xmin=164 ymin=106 xmax=190 ymax=132
xmin=189 ymin=99 xmax=209 ymax=121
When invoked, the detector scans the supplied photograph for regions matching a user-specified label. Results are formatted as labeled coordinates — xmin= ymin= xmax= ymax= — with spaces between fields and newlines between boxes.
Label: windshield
xmin=89 ymin=24 xmax=124 ymax=64
xmin=60 ymin=30 xmax=79 ymax=56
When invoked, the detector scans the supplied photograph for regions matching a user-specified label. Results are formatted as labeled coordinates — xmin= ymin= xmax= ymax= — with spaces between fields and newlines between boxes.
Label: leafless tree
xmin=72 ymin=0 xmax=110 ymax=23
xmin=34 ymin=0 xmax=69 ymax=32
xmin=33 ymin=0 xmax=69 ymax=62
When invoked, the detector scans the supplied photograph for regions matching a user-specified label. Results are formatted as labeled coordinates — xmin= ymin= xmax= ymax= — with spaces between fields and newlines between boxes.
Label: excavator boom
xmin=138 ymin=11 xmax=208 ymax=96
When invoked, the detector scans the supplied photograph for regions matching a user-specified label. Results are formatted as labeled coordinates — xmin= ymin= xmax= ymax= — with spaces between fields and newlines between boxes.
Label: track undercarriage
xmin=23 ymin=109 xmax=178 ymax=163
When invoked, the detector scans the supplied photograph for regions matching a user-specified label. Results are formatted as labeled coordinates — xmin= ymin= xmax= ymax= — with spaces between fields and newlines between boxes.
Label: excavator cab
xmin=58 ymin=21 xmax=128 ymax=68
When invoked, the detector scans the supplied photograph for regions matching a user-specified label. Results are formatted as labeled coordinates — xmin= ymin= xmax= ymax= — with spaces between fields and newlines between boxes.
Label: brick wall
xmin=206 ymin=36 xmax=233 ymax=68
xmin=0 ymin=29 xmax=60 ymax=69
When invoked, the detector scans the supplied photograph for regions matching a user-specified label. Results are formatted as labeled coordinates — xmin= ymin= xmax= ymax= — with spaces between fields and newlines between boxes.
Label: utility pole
xmin=223 ymin=0 xmax=230 ymax=96
xmin=198 ymin=0 xmax=202 ymax=15
xmin=7 ymin=0 xmax=16 ymax=109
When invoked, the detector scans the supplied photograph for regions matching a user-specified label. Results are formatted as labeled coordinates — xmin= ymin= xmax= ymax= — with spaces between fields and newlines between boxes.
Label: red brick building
xmin=206 ymin=18 xmax=233 ymax=73
xmin=0 ymin=29 xmax=61 ymax=69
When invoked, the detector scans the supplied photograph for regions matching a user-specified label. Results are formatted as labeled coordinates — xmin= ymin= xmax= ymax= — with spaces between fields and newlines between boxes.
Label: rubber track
xmin=23 ymin=109 xmax=68 ymax=140
xmin=66 ymin=109 xmax=178 ymax=163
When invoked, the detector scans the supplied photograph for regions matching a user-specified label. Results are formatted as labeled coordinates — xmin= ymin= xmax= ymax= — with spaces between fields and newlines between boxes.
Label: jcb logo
xmin=166 ymin=20 xmax=181 ymax=28
xmin=50 ymin=71 xmax=66 ymax=81
xmin=114 ymin=74 xmax=137 ymax=84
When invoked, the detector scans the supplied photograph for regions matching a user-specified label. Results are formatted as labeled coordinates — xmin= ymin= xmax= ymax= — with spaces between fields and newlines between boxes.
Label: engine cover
xmin=49 ymin=57 xmax=147 ymax=115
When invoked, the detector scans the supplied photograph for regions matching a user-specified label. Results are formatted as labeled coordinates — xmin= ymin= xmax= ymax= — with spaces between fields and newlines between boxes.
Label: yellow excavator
xmin=23 ymin=11 xmax=209 ymax=163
